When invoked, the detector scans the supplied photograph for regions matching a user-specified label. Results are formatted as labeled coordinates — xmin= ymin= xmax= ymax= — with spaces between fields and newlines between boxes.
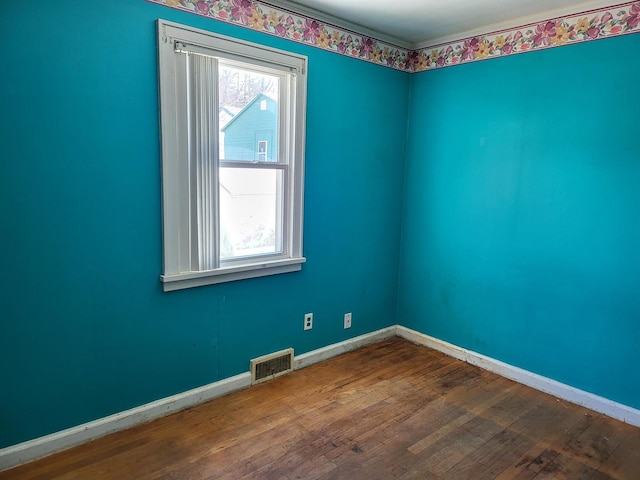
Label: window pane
xmin=218 ymin=65 xmax=280 ymax=163
xmin=219 ymin=168 xmax=283 ymax=260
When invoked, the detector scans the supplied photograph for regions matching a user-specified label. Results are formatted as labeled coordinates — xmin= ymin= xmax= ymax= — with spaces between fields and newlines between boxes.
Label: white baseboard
xmin=294 ymin=326 xmax=397 ymax=370
xmin=0 ymin=372 xmax=252 ymax=472
xmin=0 ymin=326 xmax=396 ymax=472
xmin=396 ymin=325 xmax=640 ymax=428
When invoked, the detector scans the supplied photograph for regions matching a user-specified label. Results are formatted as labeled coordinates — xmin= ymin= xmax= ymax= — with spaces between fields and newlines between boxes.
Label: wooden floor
xmin=3 ymin=338 xmax=639 ymax=480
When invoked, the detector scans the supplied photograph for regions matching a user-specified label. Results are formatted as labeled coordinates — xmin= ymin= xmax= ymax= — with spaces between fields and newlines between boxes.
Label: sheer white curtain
xmin=187 ymin=53 xmax=219 ymax=271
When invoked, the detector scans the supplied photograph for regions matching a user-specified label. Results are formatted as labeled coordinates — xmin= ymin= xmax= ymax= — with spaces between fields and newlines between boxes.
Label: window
xmin=257 ymin=140 xmax=268 ymax=162
xmin=157 ymin=20 xmax=307 ymax=291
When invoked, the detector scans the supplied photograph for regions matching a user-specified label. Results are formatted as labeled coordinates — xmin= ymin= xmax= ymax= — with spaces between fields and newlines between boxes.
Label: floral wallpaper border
xmin=148 ymin=0 xmax=640 ymax=72
xmin=414 ymin=1 xmax=640 ymax=71
xmin=148 ymin=0 xmax=411 ymax=70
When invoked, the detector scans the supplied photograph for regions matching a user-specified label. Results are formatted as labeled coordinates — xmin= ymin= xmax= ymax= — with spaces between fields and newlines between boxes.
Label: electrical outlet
xmin=304 ymin=313 xmax=313 ymax=331
xmin=344 ymin=312 xmax=352 ymax=329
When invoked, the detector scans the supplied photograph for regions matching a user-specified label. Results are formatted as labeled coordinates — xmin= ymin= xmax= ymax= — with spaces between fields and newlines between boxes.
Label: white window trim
xmin=157 ymin=20 xmax=307 ymax=291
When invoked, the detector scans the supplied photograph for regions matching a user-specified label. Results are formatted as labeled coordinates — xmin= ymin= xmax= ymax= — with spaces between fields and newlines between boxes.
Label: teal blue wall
xmin=0 ymin=1 xmax=409 ymax=448
xmin=399 ymin=35 xmax=640 ymax=409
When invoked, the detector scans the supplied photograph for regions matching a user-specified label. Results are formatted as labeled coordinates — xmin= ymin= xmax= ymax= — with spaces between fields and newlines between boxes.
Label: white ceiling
xmin=277 ymin=0 xmax=623 ymax=48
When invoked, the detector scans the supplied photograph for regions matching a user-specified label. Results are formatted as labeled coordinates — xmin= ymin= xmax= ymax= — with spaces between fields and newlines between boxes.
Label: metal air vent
xmin=251 ymin=348 xmax=294 ymax=385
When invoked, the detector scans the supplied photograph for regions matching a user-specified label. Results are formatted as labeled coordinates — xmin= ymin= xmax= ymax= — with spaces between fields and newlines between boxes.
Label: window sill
xmin=160 ymin=257 xmax=306 ymax=292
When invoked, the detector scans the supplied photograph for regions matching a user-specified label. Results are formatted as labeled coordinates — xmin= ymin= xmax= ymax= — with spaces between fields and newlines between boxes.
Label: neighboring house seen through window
xmin=157 ymin=20 xmax=307 ymax=291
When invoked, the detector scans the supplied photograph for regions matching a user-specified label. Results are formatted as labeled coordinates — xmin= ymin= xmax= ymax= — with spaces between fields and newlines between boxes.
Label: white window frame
xmin=157 ymin=20 xmax=307 ymax=292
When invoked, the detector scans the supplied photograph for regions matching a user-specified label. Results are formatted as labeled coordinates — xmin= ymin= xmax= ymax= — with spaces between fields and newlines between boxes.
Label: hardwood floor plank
xmin=407 ymin=376 xmax=514 ymax=455
xmin=442 ymin=428 xmax=533 ymax=479
xmin=416 ymin=415 xmax=505 ymax=476
xmin=494 ymin=446 xmax=561 ymax=480
xmin=596 ymin=423 xmax=640 ymax=479
xmin=530 ymin=452 xmax=615 ymax=480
